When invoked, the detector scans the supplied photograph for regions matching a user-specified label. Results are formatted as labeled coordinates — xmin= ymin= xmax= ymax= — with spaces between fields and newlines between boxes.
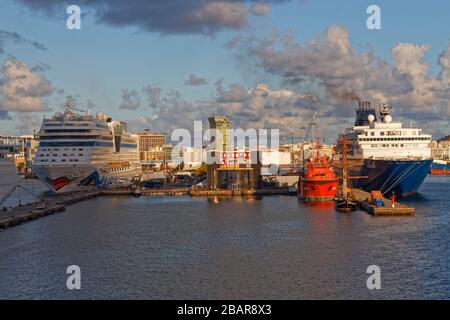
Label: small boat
xmin=132 ymin=188 xmax=142 ymax=197
xmin=334 ymin=198 xmax=358 ymax=212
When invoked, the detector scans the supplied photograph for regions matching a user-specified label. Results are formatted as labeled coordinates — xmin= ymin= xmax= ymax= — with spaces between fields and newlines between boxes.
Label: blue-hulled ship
xmin=343 ymin=101 xmax=433 ymax=197
xmin=430 ymin=160 xmax=450 ymax=174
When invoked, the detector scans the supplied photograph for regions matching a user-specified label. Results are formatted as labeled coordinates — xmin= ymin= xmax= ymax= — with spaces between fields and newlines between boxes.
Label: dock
xmin=102 ymin=188 xmax=190 ymax=196
xmin=190 ymin=188 xmax=293 ymax=197
xmin=1 ymin=185 xmax=415 ymax=231
xmin=0 ymin=203 xmax=65 ymax=229
xmin=102 ymin=187 xmax=293 ymax=197
xmin=351 ymin=189 xmax=414 ymax=216
xmin=0 ymin=190 xmax=101 ymax=230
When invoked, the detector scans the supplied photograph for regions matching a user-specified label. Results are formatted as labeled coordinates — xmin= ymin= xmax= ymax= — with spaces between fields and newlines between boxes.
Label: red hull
xmin=430 ymin=169 xmax=450 ymax=175
xmin=299 ymin=178 xmax=338 ymax=201
xmin=297 ymin=155 xmax=338 ymax=202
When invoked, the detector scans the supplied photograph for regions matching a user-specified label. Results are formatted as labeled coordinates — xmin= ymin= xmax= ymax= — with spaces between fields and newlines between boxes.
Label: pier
xmin=0 ymin=204 xmax=65 ymax=229
xmin=351 ymin=189 xmax=414 ymax=216
xmin=102 ymin=188 xmax=190 ymax=196
xmin=0 ymin=190 xmax=102 ymax=230
xmin=102 ymin=187 xmax=293 ymax=197
xmin=1 ymin=185 xmax=416 ymax=231
xmin=190 ymin=188 xmax=293 ymax=197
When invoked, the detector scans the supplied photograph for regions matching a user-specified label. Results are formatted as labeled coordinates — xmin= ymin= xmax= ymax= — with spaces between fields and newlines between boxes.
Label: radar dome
xmin=384 ymin=115 xmax=392 ymax=123
xmin=367 ymin=114 xmax=375 ymax=124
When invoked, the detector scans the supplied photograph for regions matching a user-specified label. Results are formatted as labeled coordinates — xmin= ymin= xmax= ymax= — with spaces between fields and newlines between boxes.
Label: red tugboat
xmin=298 ymin=140 xmax=338 ymax=202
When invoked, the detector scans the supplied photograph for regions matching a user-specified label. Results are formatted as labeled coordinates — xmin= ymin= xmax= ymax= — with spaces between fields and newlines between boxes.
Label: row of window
xmin=39 ymin=153 xmax=85 ymax=157
xmin=41 ymin=148 xmax=84 ymax=151
xmin=40 ymin=136 xmax=100 ymax=140
xmin=38 ymin=159 xmax=81 ymax=162
xmin=367 ymin=144 xmax=420 ymax=148
xmin=44 ymin=122 xmax=91 ymax=126
xmin=360 ymin=137 xmax=430 ymax=142
xmin=364 ymin=131 xmax=421 ymax=136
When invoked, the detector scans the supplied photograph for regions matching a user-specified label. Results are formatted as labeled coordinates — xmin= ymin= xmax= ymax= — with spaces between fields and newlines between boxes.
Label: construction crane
xmin=301 ymin=112 xmax=318 ymax=172
xmin=304 ymin=111 xmax=317 ymax=143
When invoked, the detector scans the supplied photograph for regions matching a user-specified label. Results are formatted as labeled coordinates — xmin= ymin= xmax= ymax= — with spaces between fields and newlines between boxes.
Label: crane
xmin=301 ymin=111 xmax=318 ymax=171
xmin=304 ymin=111 xmax=317 ymax=143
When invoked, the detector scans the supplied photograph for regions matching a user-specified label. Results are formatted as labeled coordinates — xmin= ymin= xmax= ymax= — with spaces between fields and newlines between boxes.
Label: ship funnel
xmin=359 ymin=101 xmax=371 ymax=110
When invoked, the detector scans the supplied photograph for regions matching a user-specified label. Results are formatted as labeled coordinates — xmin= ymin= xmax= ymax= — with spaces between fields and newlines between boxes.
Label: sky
xmin=0 ymin=0 xmax=449 ymax=142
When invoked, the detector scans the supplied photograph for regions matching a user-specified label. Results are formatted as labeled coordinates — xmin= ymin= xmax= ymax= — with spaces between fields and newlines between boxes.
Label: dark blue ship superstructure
xmin=350 ymin=159 xmax=432 ymax=197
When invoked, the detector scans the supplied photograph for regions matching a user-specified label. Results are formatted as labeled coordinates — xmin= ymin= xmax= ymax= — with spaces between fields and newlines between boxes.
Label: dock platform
xmin=102 ymin=187 xmax=293 ymax=197
xmin=351 ymin=189 xmax=414 ymax=216
xmin=102 ymin=188 xmax=190 ymax=196
xmin=190 ymin=188 xmax=293 ymax=197
xmin=0 ymin=190 xmax=101 ymax=230
xmin=0 ymin=204 xmax=65 ymax=229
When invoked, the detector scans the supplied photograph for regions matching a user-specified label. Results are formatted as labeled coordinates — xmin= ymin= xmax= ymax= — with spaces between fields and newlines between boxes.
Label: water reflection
xmin=0 ymin=178 xmax=448 ymax=299
xmin=206 ymin=195 xmax=264 ymax=204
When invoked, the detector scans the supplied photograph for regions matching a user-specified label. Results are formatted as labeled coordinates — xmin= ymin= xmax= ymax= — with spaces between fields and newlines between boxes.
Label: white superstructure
xmin=33 ymin=99 xmax=141 ymax=193
xmin=345 ymin=102 xmax=432 ymax=159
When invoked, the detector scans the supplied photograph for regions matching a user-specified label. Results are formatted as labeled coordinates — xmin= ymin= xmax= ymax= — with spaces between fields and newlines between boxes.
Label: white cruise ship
xmin=33 ymin=100 xmax=141 ymax=193
xmin=0 ymin=139 xmax=22 ymax=206
xmin=343 ymin=101 xmax=433 ymax=197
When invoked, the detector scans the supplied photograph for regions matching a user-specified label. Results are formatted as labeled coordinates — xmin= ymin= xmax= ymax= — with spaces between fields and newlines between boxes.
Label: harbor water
xmin=0 ymin=176 xmax=449 ymax=299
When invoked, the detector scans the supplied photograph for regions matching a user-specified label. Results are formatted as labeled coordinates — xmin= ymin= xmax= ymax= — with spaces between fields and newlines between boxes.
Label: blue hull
xmin=350 ymin=159 xmax=432 ymax=197
xmin=430 ymin=161 xmax=450 ymax=173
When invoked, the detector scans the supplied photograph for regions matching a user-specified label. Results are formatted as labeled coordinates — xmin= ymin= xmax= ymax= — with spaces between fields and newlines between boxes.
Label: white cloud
xmin=247 ymin=25 xmax=450 ymax=123
xmin=0 ymin=58 xmax=53 ymax=114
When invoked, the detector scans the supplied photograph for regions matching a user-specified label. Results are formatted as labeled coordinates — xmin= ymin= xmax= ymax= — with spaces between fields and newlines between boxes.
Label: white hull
xmin=33 ymin=164 xmax=140 ymax=193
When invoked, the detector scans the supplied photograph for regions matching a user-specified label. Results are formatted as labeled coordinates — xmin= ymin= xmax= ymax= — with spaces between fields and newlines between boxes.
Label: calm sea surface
xmin=0 ymin=176 xmax=449 ymax=299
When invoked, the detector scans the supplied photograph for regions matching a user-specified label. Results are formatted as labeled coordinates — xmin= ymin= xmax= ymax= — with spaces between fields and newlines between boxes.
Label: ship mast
xmin=334 ymin=136 xmax=366 ymax=201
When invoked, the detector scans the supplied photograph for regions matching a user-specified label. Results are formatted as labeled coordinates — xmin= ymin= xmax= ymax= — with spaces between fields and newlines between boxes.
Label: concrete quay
xmin=351 ymin=189 xmax=415 ymax=216
xmin=0 ymin=190 xmax=101 ymax=230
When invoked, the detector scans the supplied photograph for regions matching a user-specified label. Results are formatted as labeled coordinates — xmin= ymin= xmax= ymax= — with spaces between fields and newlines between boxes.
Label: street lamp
xmin=300 ymin=127 xmax=307 ymax=172
xmin=289 ymin=132 xmax=294 ymax=172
